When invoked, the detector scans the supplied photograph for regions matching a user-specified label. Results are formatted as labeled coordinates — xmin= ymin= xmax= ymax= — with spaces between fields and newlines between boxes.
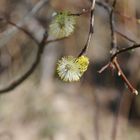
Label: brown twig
xmin=6 ymin=19 xmax=39 ymax=44
xmin=96 ymin=1 xmax=111 ymax=13
xmin=46 ymin=36 xmax=68 ymax=44
xmin=115 ymin=30 xmax=137 ymax=44
xmin=0 ymin=31 xmax=48 ymax=94
xmin=70 ymin=9 xmax=90 ymax=16
xmin=0 ymin=0 xmax=49 ymax=49
xmin=78 ymin=0 xmax=96 ymax=57
xmin=109 ymin=0 xmax=118 ymax=55
xmin=96 ymin=1 xmax=140 ymax=24
xmin=96 ymin=1 xmax=139 ymax=44
xmin=112 ymin=57 xmax=138 ymax=95
xmin=98 ymin=0 xmax=138 ymax=96
xmin=97 ymin=1 xmax=139 ymax=139
xmin=111 ymin=44 xmax=140 ymax=60
xmin=98 ymin=63 xmax=110 ymax=73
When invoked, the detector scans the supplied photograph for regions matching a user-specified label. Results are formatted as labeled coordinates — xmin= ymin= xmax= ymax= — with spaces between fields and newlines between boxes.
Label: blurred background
xmin=0 ymin=0 xmax=140 ymax=140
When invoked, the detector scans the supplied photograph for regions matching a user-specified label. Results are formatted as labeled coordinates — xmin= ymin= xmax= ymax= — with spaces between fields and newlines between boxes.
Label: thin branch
xmin=96 ymin=1 xmax=139 ymax=23
xmin=6 ymin=10 xmax=136 ymax=47
xmin=46 ymin=37 xmax=68 ymax=44
xmin=111 ymin=44 xmax=140 ymax=60
xmin=96 ymin=1 xmax=111 ymax=13
xmin=70 ymin=9 xmax=90 ymax=16
xmin=98 ymin=0 xmax=138 ymax=95
xmin=99 ymin=45 xmax=140 ymax=96
xmin=109 ymin=0 xmax=118 ymax=56
xmin=107 ymin=12 xmax=128 ymax=140
xmin=0 ymin=32 xmax=48 ymax=94
xmin=115 ymin=30 xmax=137 ymax=44
xmin=0 ymin=0 xmax=49 ymax=49
xmin=113 ymin=57 xmax=138 ymax=95
xmin=0 ymin=0 xmax=50 ymax=94
xmin=6 ymin=19 xmax=39 ymax=44
xmin=99 ymin=43 xmax=140 ymax=74
xmin=98 ymin=63 xmax=110 ymax=73
xmin=96 ymin=1 xmax=139 ymax=44
xmin=78 ymin=0 xmax=96 ymax=57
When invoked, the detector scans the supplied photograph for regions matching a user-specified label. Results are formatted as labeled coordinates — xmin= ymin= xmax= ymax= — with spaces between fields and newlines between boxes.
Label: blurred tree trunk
xmin=113 ymin=1 xmax=137 ymax=140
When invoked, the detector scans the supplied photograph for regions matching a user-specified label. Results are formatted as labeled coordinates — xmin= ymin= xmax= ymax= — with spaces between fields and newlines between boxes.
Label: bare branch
xmin=0 ymin=0 xmax=49 ymax=48
xmin=111 ymin=44 xmax=140 ymax=60
xmin=78 ymin=0 xmax=96 ymax=57
xmin=6 ymin=19 xmax=39 ymax=44
xmin=112 ymin=57 xmax=138 ymax=95
xmin=0 ymin=32 xmax=48 ymax=94
xmin=96 ymin=1 xmax=111 ymax=13
xmin=109 ymin=0 xmax=118 ymax=56
xmin=115 ymin=30 xmax=137 ymax=44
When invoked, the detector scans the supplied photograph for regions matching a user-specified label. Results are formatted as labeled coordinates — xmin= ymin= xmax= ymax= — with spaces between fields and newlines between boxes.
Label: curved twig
xmin=0 ymin=0 xmax=49 ymax=49
xmin=0 ymin=32 xmax=47 ymax=94
xmin=78 ymin=0 xmax=96 ymax=57
xmin=111 ymin=44 xmax=140 ymax=60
